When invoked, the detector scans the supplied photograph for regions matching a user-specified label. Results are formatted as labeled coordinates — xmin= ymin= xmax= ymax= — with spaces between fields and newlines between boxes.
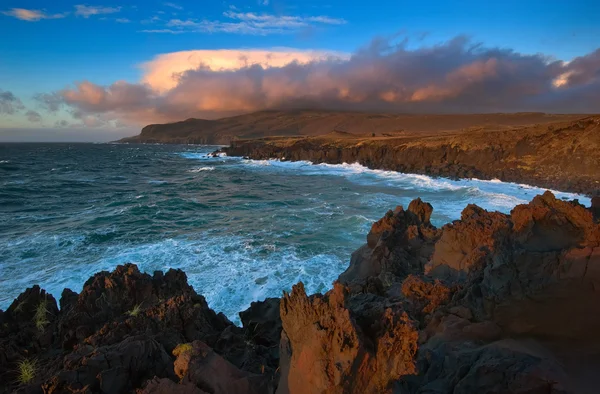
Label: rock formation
xmin=0 ymin=265 xmax=281 ymax=394
xmin=1 ymin=192 xmax=599 ymax=393
xmin=223 ymin=116 xmax=600 ymax=195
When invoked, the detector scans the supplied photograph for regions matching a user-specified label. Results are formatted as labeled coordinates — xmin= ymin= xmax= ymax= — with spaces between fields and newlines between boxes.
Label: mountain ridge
xmin=119 ymin=110 xmax=591 ymax=145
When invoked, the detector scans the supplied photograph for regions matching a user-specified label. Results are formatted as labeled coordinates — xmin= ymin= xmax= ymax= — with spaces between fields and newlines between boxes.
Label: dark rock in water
xmin=2 ymin=192 xmax=599 ymax=394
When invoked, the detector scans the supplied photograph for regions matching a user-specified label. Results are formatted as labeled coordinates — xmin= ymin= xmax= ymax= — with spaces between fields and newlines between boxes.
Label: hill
xmin=119 ymin=110 xmax=588 ymax=145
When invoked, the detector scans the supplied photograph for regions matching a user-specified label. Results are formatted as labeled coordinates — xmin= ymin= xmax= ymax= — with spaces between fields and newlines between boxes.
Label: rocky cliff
xmin=1 ymin=192 xmax=600 ymax=393
xmin=223 ymin=116 xmax=600 ymax=195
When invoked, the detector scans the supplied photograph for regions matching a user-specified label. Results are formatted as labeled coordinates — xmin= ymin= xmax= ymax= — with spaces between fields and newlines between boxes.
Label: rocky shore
xmin=223 ymin=116 xmax=600 ymax=195
xmin=1 ymin=192 xmax=600 ymax=393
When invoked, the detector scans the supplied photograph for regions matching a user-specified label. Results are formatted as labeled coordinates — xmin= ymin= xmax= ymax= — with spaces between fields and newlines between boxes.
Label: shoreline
xmin=220 ymin=123 xmax=600 ymax=196
xmin=1 ymin=191 xmax=599 ymax=393
xmin=216 ymin=154 xmax=594 ymax=203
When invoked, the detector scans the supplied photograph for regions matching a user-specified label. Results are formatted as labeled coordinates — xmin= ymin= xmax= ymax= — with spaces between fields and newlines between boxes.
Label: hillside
xmin=119 ymin=110 xmax=588 ymax=145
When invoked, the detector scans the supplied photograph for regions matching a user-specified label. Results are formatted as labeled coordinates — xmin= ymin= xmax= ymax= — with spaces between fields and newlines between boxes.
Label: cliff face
xmin=224 ymin=116 xmax=600 ymax=195
xmin=1 ymin=192 xmax=600 ymax=393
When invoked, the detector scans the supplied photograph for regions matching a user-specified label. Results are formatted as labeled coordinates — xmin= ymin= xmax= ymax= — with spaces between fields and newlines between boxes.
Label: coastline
xmin=1 ymin=191 xmax=599 ymax=393
xmin=220 ymin=117 xmax=600 ymax=196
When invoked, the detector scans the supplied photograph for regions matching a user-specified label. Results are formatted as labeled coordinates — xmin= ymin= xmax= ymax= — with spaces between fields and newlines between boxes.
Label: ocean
xmin=0 ymin=143 xmax=590 ymax=323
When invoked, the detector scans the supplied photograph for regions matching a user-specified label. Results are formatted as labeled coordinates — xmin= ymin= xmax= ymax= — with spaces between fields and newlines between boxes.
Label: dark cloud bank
xmin=25 ymin=37 xmax=600 ymax=128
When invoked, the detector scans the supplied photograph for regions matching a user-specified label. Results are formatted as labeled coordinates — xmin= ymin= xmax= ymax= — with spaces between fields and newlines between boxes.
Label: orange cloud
xmin=140 ymin=49 xmax=349 ymax=92
xmin=39 ymin=38 xmax=600 ymax=127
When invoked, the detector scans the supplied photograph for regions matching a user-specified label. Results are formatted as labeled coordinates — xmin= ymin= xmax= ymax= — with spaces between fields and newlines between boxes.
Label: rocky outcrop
xmin=278 ymin=283 xmax=418 ymax=394
xmin=277 ymin=192 xmax=600 ymax=393
xmin=0 ymin=265 xmax=281 ymax=394
xmin=224 ymin=116 xmax=600 ymax=195
xmin=1 ymin=192 xmax=599 ymax=393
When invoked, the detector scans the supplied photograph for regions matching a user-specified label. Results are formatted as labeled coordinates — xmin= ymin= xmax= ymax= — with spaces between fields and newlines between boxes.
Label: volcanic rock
xmin=2 ymin=192 xmax=599 ymax=393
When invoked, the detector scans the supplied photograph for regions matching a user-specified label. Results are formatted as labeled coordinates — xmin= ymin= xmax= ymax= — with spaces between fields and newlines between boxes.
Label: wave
xmin=179 ymin=152 xmax=230 ymax=160
xmin=0 ymin=233 xmax=345 ymax=325
xmin=234 ymin=158 xmax=591 ymax=207
xmin=189 ymin=166 xmax=215 ymax=173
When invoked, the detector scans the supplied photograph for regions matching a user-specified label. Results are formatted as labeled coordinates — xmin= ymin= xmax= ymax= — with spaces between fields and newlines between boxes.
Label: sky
xmin=0 ymin=0 xmax=599 ymax=141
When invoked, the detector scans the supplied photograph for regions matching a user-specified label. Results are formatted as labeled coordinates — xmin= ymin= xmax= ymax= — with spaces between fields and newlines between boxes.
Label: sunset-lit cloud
xmin=140 ymin=49 xmax=349 ymax=92
xmin=36 ymin=37 xmax=600 ymax=127
xmin=2 ymin=8 xmax=67 ymax=21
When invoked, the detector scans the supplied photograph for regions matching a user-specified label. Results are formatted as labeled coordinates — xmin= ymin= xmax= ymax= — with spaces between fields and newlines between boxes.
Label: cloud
xmin=139 ymin=49 xmax=349 ymax=92
xmin=143 ymin=11 xmax=346 ymax=35
xmin=34 ymin=92 xmax=63 ymax=112
xmin=0 ymin=90 xmax=25 ymax=114
xmin=25 ymin=110 xmax=42 ymax=122
xmin=74 ymin=5 xmax=121 ymax=18
xmin=2 ymin=8 xmax=67 ymax=21
xmin=115 ymin=18 xmax=130 ymax=23
xmin=555 ymin=49 xmax=600 ymax=88
xmin=38 ymin=37 xmax=600 ymax=128
xmin=163 ymin=2 xmax=183 ymax=10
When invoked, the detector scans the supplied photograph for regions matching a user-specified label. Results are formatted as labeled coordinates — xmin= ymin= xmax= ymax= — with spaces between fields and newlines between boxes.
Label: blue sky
xmin=1 ymin=0 xmax=599 ymax=140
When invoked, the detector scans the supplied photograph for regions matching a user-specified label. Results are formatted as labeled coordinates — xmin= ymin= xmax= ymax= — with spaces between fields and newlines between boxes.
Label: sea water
xmin=0 ymin=143 xmax=590 ymax=322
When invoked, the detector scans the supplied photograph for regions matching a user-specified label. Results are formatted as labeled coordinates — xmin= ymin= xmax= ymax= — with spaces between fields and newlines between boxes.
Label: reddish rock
xmin=426 ymin=204 xmax=512 ymax=278
xmin=400 ymin=274 xmax=451 ymax=315
xmin=2 ymin=192 xmax=600 ymax=394
xmin=278 ymin=282 xmax=418 ymax=394
xmin=339 ymin=199 xmax=440 ymax=286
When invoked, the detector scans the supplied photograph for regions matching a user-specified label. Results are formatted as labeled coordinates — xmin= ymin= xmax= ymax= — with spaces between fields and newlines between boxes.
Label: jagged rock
xmin=56 ymin=264 xmax=231 ymax=353
xmin=173 ymin=341 xmax=272 ymax=394
xmin=278 ymin=282 xmax=418 ymax=394
xmin=400 ymin=339 xmax=571 ymax=393
xmin=400 ymin=275 xmax=452 ymax=317
xmin=2 ymin=193 xmax=600 ymax=394
xmin=44 ymin=335 xmax=174 ymax=393
xmin=339 ymin=200 xmax=440 ymax=286
xmin=426 ymin=205 xmax=512 ymax=278
xmin=0 ymin=265 xmax=274 ymax=394
xmin=214 ymin=298 xmax=281 ymax=380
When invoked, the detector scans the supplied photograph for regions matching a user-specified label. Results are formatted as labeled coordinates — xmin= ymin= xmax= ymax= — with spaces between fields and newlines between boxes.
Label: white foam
xmin=235 ymin=158 xmax=591 ymax=207
xmin=179 ymin=152 xmax=230 ymax=160
xmin=0 ymin=160 xmax=9 ymax=163
xmin=189 ymin=166 xmax=215 ymax=173
xmin=1 ymin=233 xmax=344 ymax=325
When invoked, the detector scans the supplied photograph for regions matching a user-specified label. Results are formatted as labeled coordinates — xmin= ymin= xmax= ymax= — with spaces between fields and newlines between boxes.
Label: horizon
xmin=1 ymin=0 xmax=600 ymax=142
